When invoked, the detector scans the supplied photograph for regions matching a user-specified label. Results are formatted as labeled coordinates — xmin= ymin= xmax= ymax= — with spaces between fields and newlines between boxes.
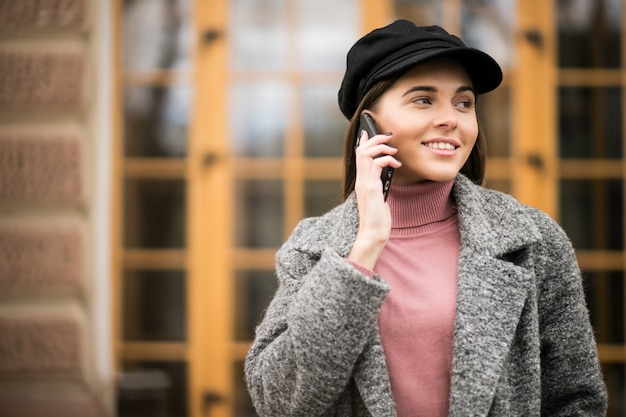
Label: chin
xmin=423 ymin=170 xmax=460 ymax=183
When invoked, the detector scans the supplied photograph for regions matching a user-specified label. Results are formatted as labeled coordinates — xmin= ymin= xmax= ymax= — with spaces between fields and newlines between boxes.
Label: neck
xmin=386 ymin=180 xmax=456 ymax=235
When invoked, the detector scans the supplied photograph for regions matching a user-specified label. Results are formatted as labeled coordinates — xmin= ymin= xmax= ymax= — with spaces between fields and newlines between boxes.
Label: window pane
xmin=559 ymin=87 xmax=622 ymax=159
xmin=121 ymin=361 xmax=188 ymax=417
xmin=124 ymin=179 xmax=186 ymax=248
xmin=480 ymin=85 xmax=511 ymax=158
xmin=304 ymin=180 xmax=341 ymax=218
xmin=583 ymin=271 xmax=624 ymax=344
xmin=557 ymin=0 xmax=622 ymax=68
xmin=234 ymin=180 xmax=284 ymax=247
xmin=123 ymin=270 xmax=186 ymax=342
xmin=303 ymin=85 xmax=346 ymax=157
xmin=124 ymin=85 xmax=191 ymax=157
xmin=229 ymin=0 xmax=288 ymax=71
xmin=298 ymin=0 xmax=358 ymax=71
xmin=233 ymin=361 xmax=257 ymax=417
xmin=122 ymin=0 xmax=192 ymax=71
xmin=485 ymin=179 xmax=511 ymax=195
xmin=393 ymin=0 xmax=442 ymax=26
xmin=603 ymin=363 xmax=626 ymax=417
xmin=559 ymin=180 xmax=623 ymax=250
xmin=230 ymin=82 xmax=289 ymax=157
xmin=234 ymin=270 xmax=277 ymax=341
xmin=461 ymin=0 xmax=516 ymax=70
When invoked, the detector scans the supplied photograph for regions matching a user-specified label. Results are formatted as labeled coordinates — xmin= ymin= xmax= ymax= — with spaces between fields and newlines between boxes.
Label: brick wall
xmin=0 ymin=1 xmax=109 ymax=416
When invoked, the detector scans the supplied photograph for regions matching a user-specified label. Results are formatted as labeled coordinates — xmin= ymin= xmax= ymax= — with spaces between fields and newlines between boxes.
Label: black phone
xmin=359 ymin=113 xmax=394 ymax=201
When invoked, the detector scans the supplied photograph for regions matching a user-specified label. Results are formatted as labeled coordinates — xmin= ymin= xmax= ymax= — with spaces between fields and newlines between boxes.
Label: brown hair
xmin=341 ymin=78 xmax=487 ymax=201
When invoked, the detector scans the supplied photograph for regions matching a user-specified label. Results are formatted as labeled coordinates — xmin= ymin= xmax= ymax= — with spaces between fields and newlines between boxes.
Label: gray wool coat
xmin=244 ymin=174 xmax=607 ymax=417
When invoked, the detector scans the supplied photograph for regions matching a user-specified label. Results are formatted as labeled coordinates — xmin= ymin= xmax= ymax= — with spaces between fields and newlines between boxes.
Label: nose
xmin=432 ymin=104 xmax=458 ymax=129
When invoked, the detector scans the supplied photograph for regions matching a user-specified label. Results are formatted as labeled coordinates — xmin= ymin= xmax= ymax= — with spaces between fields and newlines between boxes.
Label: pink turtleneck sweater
xmin=375 ymin=180 xmax=460 ymax=417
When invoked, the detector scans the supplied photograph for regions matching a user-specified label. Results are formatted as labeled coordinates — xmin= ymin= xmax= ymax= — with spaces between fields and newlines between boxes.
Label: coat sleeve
xmin=533 ymin=212 xmax=608 ymax=416
xmin=244 ymin=221 xmax=390 ymax=417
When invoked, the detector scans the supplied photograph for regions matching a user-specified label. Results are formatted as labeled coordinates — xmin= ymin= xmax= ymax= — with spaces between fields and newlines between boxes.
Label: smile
xmin=424 ymin=142 xmax=458 ymax=150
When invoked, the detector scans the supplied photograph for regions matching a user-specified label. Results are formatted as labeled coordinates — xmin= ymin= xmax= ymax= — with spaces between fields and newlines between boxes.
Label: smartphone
xmin=359 ymin=113 xmax=394 ymax=201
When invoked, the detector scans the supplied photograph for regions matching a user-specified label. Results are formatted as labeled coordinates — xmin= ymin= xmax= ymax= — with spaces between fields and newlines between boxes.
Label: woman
xmin=245 ymin=20 xmax=607 ymax=416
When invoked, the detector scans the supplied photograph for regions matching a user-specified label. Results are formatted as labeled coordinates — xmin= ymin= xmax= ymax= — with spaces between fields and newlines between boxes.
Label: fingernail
xmin=384 ymin=132 xmax=393 ymax=136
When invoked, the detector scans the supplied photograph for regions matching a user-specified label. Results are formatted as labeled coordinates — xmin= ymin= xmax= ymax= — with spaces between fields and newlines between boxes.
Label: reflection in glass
xmin=234 ymin=270 xmax=277 ymax=341
xmin=235 ymin=180 xmax=284 ymax=247
xmin=558 ymin=0 xmax=622 ymax=68
xmin=393 ymin=0 xmax=441 ymax=26
xmin=124 ymin=85 xmax=191 ymax=157
xmin=123 ymin=270 xmax=186 ymax=341
xmin=298 ymin=0 xmax=358 ymax=71
xmin=123 ymin=361 xmax=188 ymax=417
xmin=229 ymin=0 xmax=288 ymax=71
xmin=559 ymin=87 xmax=622 ymax=159
xmin=479 ymin=86 xmax=511 ymax=158
xmin=583 ymin=271 xmax=624 ymax=344
xmin=461 ymin=0 xmax=515 ymax=69
xmin=230 ymin=82 xmax=289 ymax=157
xmin=559 ymin=180 xmax=623 ymax=250
xmin=124 ymin=179 xmax=186 ymax=248
xmin=122 ymin=0 xmax=192 ymax=71
xmin=303 ymin=85 xmax=346 ymax=158
xmin=305 ymin=180 xmax=342 ymax=218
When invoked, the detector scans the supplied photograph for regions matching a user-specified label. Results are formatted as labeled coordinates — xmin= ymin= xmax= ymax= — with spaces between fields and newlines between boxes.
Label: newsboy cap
xmin=338 ymin=19 xmax=503 ymax=119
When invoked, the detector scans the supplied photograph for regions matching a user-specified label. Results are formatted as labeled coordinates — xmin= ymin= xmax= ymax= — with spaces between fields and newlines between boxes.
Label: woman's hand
xmin=348 ymin=129 xmax=401 ymax=270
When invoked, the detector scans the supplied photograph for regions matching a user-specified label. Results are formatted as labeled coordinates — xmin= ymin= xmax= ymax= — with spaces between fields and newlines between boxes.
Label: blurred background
xmin=0 ymin=0 xmax=625 ymax=416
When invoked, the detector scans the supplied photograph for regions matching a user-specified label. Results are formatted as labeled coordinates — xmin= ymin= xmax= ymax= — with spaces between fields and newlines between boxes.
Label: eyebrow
xmin=402 ymin=85 xmax=476 ymax=97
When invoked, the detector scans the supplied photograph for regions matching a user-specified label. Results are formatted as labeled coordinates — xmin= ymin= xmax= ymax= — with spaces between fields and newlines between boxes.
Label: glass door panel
xmin=124 ymin=85 xmax=192 ymax=158
xmin=234 ymin=179 xmax=285 ymax=248
xmin=559 ymin=179 xmax=623 ymax=251
xmin=559 ymin=87 xmax=622 ymax=159
xmin=297 ymin=0 xmax=359 ymax=71
xmin=229 ymin=81 xmax=289 ymax=158
xmin=228 ymin=1 xmax=360 ymax=415
xmin=557 ymin=1 xmax=625 ymax=414
xmin=557 ymin=0 xmax=621 ymax=68
xmin=302 ymin=84 xmax=346 ymax=157
xmin=116 ymin=1 xmax=194 ymax=416
xmin=304 ymin=180 xmax=343 ymax=218
xmin=123 ymin=179 xmax=186 ymax=248
xmin=123 ymin=270 xmax=187 ymax=341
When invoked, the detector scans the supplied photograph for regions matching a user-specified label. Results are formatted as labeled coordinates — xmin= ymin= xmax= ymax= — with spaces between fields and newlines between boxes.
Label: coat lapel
xmin=448 ymin=176 xmax=542 ymax=415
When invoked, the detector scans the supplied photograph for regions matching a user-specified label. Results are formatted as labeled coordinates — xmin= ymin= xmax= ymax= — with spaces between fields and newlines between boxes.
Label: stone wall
xmin=0 ymin=1 xmax=109 ymax=415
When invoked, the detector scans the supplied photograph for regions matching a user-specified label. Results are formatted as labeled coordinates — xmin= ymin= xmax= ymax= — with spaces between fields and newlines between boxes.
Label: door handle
xmin=202 ymin=390 xmax=226 ymax=414
xmin=202 ymin=29 xmax=222 ymax=45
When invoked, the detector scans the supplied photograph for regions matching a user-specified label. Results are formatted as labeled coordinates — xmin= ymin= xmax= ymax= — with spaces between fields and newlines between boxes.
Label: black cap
xmin=338 ymin=20 xmax=503 ymax=119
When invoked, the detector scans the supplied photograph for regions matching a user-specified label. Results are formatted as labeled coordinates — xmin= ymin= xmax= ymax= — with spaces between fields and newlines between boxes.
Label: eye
xmin=412 ymin=96 xmax=432 ymax=105
xmin=455 ymin=98 xmax=475 ymax=109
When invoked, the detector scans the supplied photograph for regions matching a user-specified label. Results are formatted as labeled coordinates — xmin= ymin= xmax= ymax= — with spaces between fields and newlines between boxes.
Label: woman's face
xmin=368 ymin=58 xmax=478 ymax=184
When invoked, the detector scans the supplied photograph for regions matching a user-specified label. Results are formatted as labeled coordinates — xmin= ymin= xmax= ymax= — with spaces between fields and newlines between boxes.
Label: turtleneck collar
xmin=386 ymin=180 xmax=457 ymax=236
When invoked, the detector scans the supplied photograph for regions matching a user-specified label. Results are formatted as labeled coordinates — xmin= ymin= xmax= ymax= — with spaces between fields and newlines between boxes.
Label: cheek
xmin=462 ymin=119 xmax=479 ymax=144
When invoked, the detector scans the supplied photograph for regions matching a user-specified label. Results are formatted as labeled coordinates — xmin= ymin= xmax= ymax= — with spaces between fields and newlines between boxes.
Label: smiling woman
xmin=244 ymin=19 xmax=607 ymax=417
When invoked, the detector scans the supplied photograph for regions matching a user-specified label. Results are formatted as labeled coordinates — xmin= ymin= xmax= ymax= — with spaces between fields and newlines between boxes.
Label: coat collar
xmin=292 ymin=174 xmax=543 ymax=415
xmin=292 ymin=174 xmax=542 ymax=259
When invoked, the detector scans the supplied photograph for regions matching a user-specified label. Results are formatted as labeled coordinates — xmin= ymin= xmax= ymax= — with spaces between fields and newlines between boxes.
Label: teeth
xmin=425 ymin=142 xmax=456 ymax=150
